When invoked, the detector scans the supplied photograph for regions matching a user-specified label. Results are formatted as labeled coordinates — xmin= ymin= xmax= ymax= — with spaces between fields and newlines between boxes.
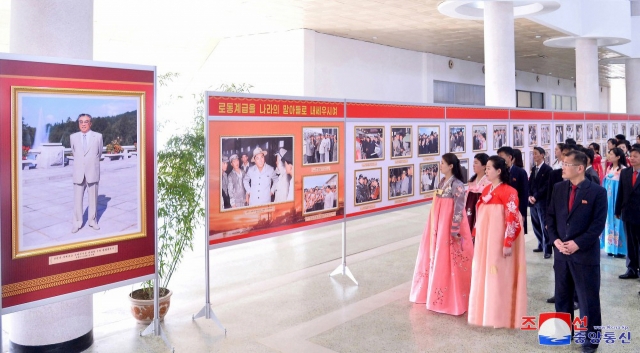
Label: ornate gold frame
xmin=471 ymin=125 xmax=487 ymax=152
xmin=390 ymin=125 xmax=413 ymax=159
xmin=11 ymin=86 xmax=147 ymax=259
xmin=418 ymin=162 xmax=439 ymax=195
xmin=301 ymin=173 xmax=339 ymax=216
xmin=417 ymin=125 xmax=440 ymax=156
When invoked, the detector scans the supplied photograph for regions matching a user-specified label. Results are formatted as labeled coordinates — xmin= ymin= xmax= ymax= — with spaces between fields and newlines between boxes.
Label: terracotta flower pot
xmin=128 ymin=288 xmax=172 ymax=324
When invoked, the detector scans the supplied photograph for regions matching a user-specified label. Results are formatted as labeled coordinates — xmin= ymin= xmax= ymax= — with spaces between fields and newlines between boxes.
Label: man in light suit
xmin=70 ymin=114 xmax=103 ymax=233
xmin=546 ymin=150 xmax=607 ymax=353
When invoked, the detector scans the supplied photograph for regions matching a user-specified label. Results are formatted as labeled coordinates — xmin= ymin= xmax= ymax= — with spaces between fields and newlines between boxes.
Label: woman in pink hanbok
xmin=468 ymin=155 xmax=527 ymax=328
xmin=410 ymin=153 xmax=474 ymax=315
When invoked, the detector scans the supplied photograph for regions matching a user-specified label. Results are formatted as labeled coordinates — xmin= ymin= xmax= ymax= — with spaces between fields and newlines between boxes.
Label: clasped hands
xmin=554 ymin=239 xmax=579 ymax=255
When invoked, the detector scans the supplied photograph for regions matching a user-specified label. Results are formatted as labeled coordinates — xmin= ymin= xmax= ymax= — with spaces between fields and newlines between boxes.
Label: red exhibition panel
xmin=585 ymin=113 xmax=609 ymax=121
xmin=553 ymin=111 xmax=584 ymax=121
xmin=446 ymin=107 xmax=509 ymax=120
xmin=509 ymin=109 xmax=552 ymax=121
xmin=346 ymin=102 xmax=445 ymax=119
xmin=0 ymin=58 xmax=155 ymax=308
xmin=610 ymin=113 xmax=629 ymax=121
xmin=629 ymin=114 xmax=640 ymax=122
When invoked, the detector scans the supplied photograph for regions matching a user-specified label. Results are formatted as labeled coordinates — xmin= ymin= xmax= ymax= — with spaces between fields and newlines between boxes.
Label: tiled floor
xmin=3 ymin=204 xmax=639 ymax=352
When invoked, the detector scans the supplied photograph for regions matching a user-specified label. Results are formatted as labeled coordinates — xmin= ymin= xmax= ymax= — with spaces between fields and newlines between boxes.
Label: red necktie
xmin=568 ymin=184 xmax=577 ymax=211
xmin=633 ymin=171 xmax=638 ymax=186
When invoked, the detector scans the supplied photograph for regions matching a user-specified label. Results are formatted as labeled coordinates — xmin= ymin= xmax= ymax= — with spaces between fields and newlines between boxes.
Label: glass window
xmin=517 ymin=91 xmax=532 ymax=108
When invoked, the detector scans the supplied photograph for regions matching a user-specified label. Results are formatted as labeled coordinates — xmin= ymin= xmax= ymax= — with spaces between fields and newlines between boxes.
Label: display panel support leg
xmin=193 ymin=228 xmax=226 ymax=335
xmin=329 ymin=221 xmax=358 ymax=285
xmin=140 ymin=276 xmax=173 ymax=352
xmin=193 ymin=304 xmax=226 ymax=335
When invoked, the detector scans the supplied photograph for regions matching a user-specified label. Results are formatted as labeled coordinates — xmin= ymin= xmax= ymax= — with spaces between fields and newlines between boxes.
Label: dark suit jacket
xmin=546 ymin=168 xmax=564 ymax=207
xmin=615 ymin=168 xmax=640 ymax=225
xmin=509 ymin=165 xmax=529 ymax=218
xmin=528 ymin=163 xmax=552 ymax=206
xmin=585 ymin=167 xmax=600 ymax=185
xmin=546 ymin=179 xmax=607 ymax=264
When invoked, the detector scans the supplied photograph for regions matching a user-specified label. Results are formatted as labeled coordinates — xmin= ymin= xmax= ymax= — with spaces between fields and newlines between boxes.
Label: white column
xmin=626 ymin=58 xmax=640 ymax=114
xmin=575 ymin=38 xmax=600 ymax=112
xmin=10 ymin=0 xmax=93 ymax=59
xmin=8 ymin=0 xmax=94 ymax=351
xmin=484 ymin=1 xmax=516 ymax=107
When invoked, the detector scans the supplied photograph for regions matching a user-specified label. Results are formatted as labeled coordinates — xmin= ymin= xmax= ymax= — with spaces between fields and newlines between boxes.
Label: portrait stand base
xmin=330 ymin=263 xmax=358 ymax=285
xmin=141 ymin=318 xmax=173 ymax=353
xmin=193 ymin=304 xmax=227 ymax=335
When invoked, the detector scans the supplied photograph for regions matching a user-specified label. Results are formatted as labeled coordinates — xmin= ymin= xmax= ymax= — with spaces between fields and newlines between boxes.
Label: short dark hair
xmin=557 ymin=142 xmax=566 ymax=150
xmin=497 ymin=146 xmax=514 ymax=158
xmin=565 ymin=150 xmax=587 ymax=168
xmin=488 ymin=155 xmax=510 ymax=184
xmin=583 ymin=148 xmax=595 ymax=165
xmin=589 ymin=142 xmax=600 ymax=153
xmin=615 ymin=134 xmax=626 ymax=141
xmin=565 ymin=138 xmax=576 ymax=145
xmin=533 ymin=147 xmax=545 ymax=155
xmin=631 ymin=147 xmax=640 ymax=155
xmin=561 ymin=144 xmax=576 ymax=153
xmin=77 ymin=113 xmax=92 ymax=121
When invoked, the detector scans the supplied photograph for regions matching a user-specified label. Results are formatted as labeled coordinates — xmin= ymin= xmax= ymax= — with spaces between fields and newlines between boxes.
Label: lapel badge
xmin=581 ymin=200 xmax=588 ymax=204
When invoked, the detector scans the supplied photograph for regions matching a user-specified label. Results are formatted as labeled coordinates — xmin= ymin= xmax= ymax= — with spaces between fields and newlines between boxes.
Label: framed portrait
xmin=459 ymin=158 xmax=470 ymax=184
xmin=612 ymin=123 xmax=619 ymax=136
xmin=555 ymin=125 xmax=564 ymax=144
xmin=302 ymin=173 xmax=338 ymax=216
xmin=492 ymin=125 xmax=507 ymax=149
xmin=390 ymin=126 xmax=412 ymax=159
xmin=355 ymin=126 xmax=384 ymax=162
xmin=417 ymin=125 xmax=440 ymax=156
xmin=576 ymin=124 xmax=583 ymax=143
xmin=419 ymin=162 xmax=439 ymax=194
xmin=220 ymin=135 xmax=294 ymax=211
xmin=540 ymin=124 xmax=551 ymax=146
xmin=449 ymin=126 xmax=466 ymax=153
xmin=512 ymin=124 xmax=524 ymax=148
xmin=529 ymin=151 xmax=535 ymax=170
xmin=630 ymin=123 xmax=639 ymax=137
xmin=565 ymin=124 xmax=575 ymax=140
xmin=528 ymin=124 xmax=538 ymax=147
xmin=594 ymin=123 xmax=601 ymax=140
xmin=601 ymin=123 xmax=608 ymax=139
xmin=471 ymin=125 xmax=487 ymax=152
xmin=388 ymin=165 xmax=415 ymax=199
xmin=354 ymin=168 xmax=382 ymax=206
xmin=12 ymin=87 xmax=146 ymax=259
xmin=586 ymin=123 xmax=594 ymax=141
xmin=621 ymin=123 xmax=627 ymax=137
xmin=302 ymin=127 xmax=338 ymax=165
xmin=544 ymin=149 xmax=551 ymax=165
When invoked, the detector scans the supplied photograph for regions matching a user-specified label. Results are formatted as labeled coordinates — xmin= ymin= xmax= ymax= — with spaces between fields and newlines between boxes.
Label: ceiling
xmin=0 ymin=0 xmax=628 ymax=89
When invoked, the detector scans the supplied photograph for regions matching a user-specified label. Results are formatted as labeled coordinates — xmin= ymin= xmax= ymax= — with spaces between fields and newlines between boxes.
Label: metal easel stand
xmin=141 ymin=275 xmax=174 ymax=352
xmin=329 ymin=221 xmax=358 ymax=285
xmin=192 ymin=228 xmax=226 ymax=335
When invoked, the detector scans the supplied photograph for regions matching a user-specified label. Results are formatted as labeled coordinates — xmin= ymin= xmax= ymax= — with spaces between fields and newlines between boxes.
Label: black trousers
xmin=554 ymin=259 xmax=601 ymax=349
xmin=624 ymin=221 xmax=640 ymax=273
xmin=530 ymin=203 xmax=551 ymax=254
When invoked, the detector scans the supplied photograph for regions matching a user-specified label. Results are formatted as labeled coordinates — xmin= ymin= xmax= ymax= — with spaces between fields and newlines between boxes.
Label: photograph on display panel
xmin=586 ymin=123 xmax=594 ymax=141
xmin=529 ymin=151 xmax=535 ymax=170
xmin=355 ymin=126 xmax=384 ymax=162
xmin=419 ymin=162 xmax=439 ymax=194
xmin=302 ymin=173 xmax=338 ymax=216
xmin=417 ymin=126 xmax=440 ymax=156
xmin=388 ymin=165 xmax=414 ymax=199
xmin=612 ymin=123 xmax=619 ymax=136
xmin=12 ymin=87 xmax=146 ymax=259
xmin=565 ymin=124 xmax=575 ymax=140
xmin=302 ymin=127 xmax=338 ymax=165
xmin=544 ymin=149 xmax=551 ymax=165
xmin=472 ymin=125 xmax=487 ymax=152
xmin=459 ymin=158 xmax=470 ymax=184
xmin=512 ymin=125 xmax=524 ymax=148
xmin=628 ymin=123 xmax=636 ymax=137
xmin=555 ymin=125 xmax=564 ymax=143
xmin=540 ymin=124 xmax=551 ymax=145
xmin=493 ymin=125 xmax=507 ymax=149
xmin=528 ymin=124 xmax=537 ymax=146
xmin=576 ymin=124 xmax=583 ymax=143
xmin=449 ymin=126 xmax=465 ymax=153
xmin=602 ymin=123 xmax=608 ymax=139
xmin=621 ymin=123 xmax=627 ymax=137
xmin=594 ymin=124 xmax=601 ymax=140
xmin=355 ymin=168 xmax=382 ymax=206
xmin=220 ymin=135 xmax=294 ymax=211
xmin=391 ymin=126 xmax=413 ymax=159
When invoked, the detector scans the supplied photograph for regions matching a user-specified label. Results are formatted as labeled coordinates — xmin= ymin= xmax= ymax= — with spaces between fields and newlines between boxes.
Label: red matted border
xmin=585 ymin=113 xmax=609 ymax=121
xmin=629 ymin=114 xmax=640 ymax=121
xmin=347 ymin=198 xmax=432 ymax=218
xmin=510 ymin=110 xmax=552 ymax=121
xmin=446 ymin=107 xmax=509 ymax=120
xmin=553 ymin=111 xmax=584 ymax=121
xmin=0 ymin=59 xmax=155 ymax=308
xmin=346 ymin=102 xmax=445 ymax=119
xmin=209 ymin=96 xmax=344 ymax=118
xmin=610 ymin=113 xmax=629 ymax=121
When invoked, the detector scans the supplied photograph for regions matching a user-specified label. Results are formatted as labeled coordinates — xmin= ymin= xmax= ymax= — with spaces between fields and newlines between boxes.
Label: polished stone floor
xmin=2 ymin=203 xmax=640 ymax=352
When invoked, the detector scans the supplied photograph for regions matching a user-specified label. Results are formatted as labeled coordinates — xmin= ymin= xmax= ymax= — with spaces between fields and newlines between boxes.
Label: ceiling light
xmin=535 ymin=35 xmax=541 ymax=39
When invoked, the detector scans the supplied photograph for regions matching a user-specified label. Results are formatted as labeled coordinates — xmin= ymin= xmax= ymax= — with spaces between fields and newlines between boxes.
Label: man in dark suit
xmin=546 ymin=150 xmax=607 ymax=353
xmin=529 ymin=147 xmax=553 ymax=257
xmin=615 ymin=146 xmax=640 ymax=284
xmin=498 ymin=146 xmax=529 ymax=234
xmin=583 ymin=148 xmax=601 ymax=185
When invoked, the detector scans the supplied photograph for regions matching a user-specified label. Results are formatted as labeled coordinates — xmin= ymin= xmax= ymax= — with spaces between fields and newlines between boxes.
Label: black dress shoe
xmin=533 ymin=248 xmax=543 ymax=253
xmin=546 ymin=296 xmax=555 ymax=303
xmin=619 ymin=270 xmax=639 ymax=279
xmin=544 ymin=253 xmax=551 ymax=259
xmin=613 ymin=254 xmax=626 ymax=258
xmin=607 ymin=253 xmax=614 ymax=256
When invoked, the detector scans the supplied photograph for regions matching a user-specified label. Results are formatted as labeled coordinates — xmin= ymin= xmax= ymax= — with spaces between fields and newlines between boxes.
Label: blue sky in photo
xmin=20 ymin=94 xmax=138 ymax=128
xmin=304 ymin=174 xmax=336 ymax=188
